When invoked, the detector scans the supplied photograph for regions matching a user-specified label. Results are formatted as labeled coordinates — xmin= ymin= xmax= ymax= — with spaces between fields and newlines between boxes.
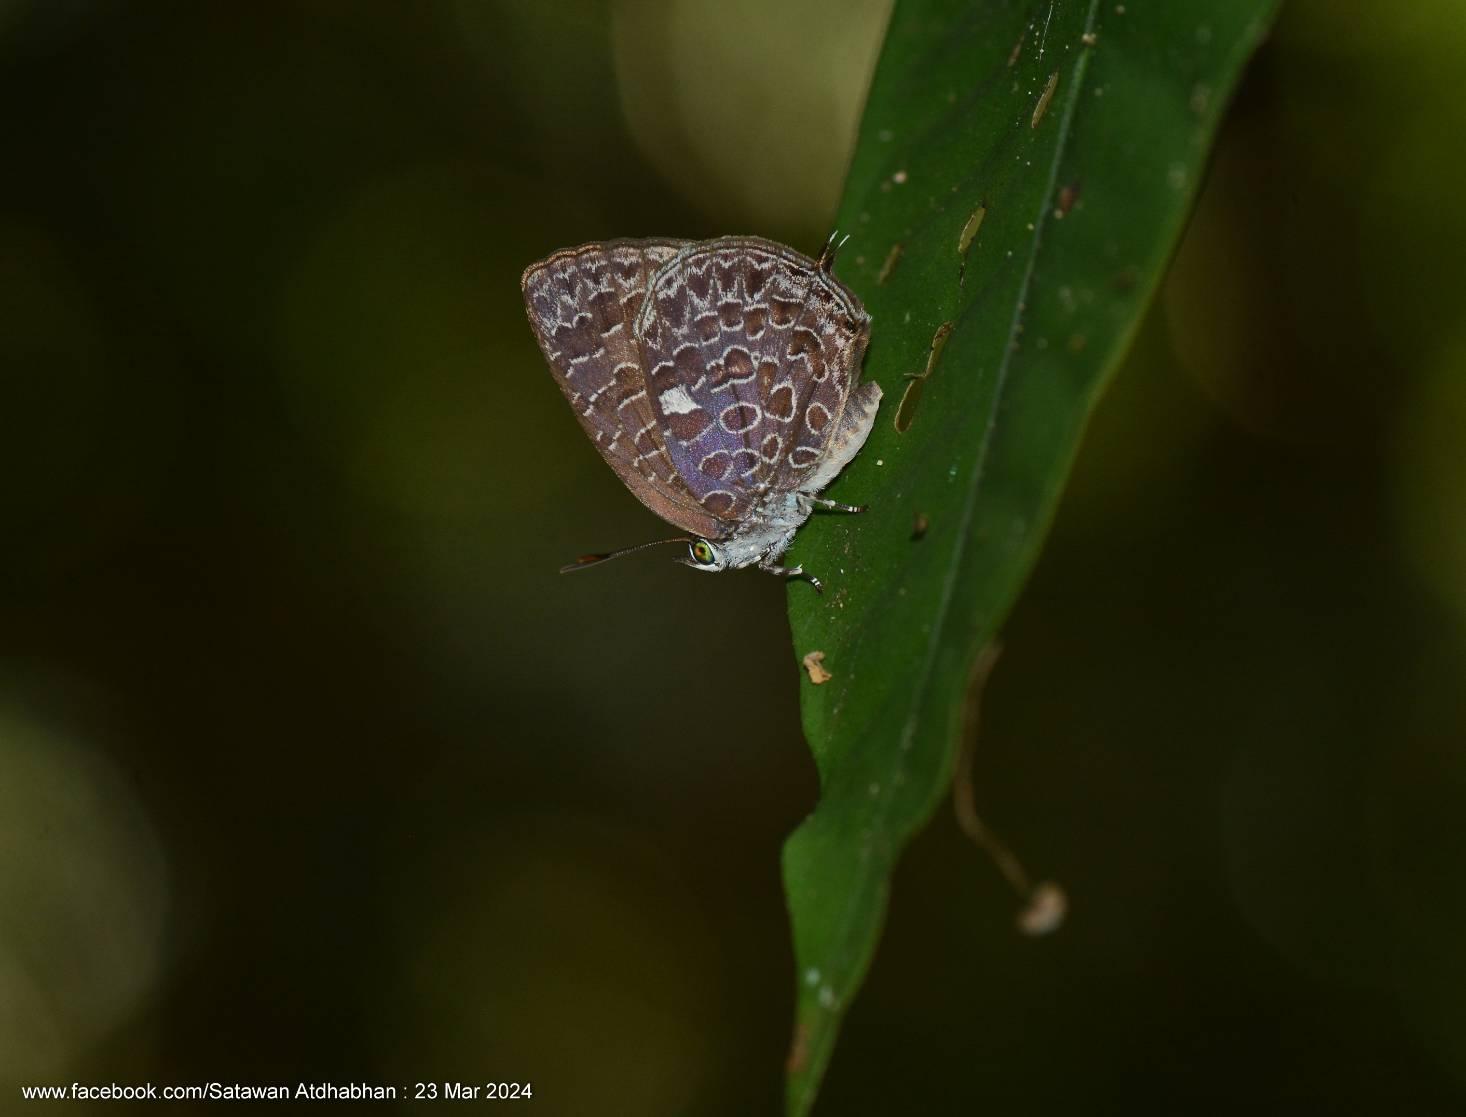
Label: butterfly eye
xmin=690 ymin=540 xmax=715 ymax=565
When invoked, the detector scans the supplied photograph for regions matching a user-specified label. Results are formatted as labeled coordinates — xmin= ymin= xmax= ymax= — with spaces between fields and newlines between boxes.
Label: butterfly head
xmin=682 ymin=538 xmax=729 ymax=573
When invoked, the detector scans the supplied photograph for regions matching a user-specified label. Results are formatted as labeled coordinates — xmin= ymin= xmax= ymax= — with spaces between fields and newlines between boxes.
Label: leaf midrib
xmin=794 ymin=4 xmax=1101 ymax=1106
xmin=897 ymin=3 xmax=1103 ymax=761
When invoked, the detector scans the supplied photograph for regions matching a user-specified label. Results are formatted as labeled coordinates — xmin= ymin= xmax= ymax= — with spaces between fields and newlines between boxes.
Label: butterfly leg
xmin=808 ymin=496 xmax=867 ymax=514
xmin=761 ymin=560 xmax=824 ymax=594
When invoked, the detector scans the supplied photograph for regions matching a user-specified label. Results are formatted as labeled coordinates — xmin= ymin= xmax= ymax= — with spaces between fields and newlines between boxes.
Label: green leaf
xmin=781 ymin=0 xmax=1280 ymax=1110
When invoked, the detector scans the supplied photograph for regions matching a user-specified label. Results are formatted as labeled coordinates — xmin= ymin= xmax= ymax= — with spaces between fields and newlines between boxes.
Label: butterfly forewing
xmin=634 ymin=238 xmax=871 ymax=521
xmin=521 ymin=240 xmax=729 ymax=538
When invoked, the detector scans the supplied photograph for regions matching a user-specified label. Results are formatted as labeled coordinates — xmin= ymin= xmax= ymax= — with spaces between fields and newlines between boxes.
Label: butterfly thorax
xmin=709 ymin=489 xmax=813 ymax=571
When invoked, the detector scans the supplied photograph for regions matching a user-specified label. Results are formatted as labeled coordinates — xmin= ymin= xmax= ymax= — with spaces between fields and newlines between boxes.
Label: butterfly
xmin=521 ymin=234 xmax=882 ymax=592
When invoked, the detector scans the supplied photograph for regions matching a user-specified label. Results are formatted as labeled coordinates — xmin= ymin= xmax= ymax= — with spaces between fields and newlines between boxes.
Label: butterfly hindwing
xmin=634 ymin=238 xmax=872 ymax=523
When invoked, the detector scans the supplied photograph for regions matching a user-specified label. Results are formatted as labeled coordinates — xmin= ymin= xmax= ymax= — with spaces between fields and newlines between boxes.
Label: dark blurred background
xmin=2 ymin=2 xmax=1464 ymax=1113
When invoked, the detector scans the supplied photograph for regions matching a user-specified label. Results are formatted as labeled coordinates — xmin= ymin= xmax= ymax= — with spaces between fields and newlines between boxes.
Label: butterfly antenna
xmin=559 ymin=536 xmax=692 ymax=574
xmin=817 ymin=229 xmax=851 ymax=273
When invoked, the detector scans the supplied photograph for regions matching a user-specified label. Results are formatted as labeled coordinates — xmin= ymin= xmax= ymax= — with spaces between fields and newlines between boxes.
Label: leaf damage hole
xmin=894 ymin=321 xmax=954 ymax=433
xmin=1031 ymin=70 xmax=1059 ymax=129
xmin=785 ymin=1021 xmax=810 ymax=1074
xmin=957 ymin=202 xmax=987 ymax=286
xmin=877 ymin=241 xmax=903 ymax=286
xmin=1007 ymin=20 xmax=1030 ymax=67
xmin=1055 ymin=180 xmax=1081 ymax=218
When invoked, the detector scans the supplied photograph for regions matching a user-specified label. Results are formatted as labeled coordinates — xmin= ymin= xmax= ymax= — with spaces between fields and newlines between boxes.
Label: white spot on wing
xmin=659 ymin=385 xmax=698 ymax=414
